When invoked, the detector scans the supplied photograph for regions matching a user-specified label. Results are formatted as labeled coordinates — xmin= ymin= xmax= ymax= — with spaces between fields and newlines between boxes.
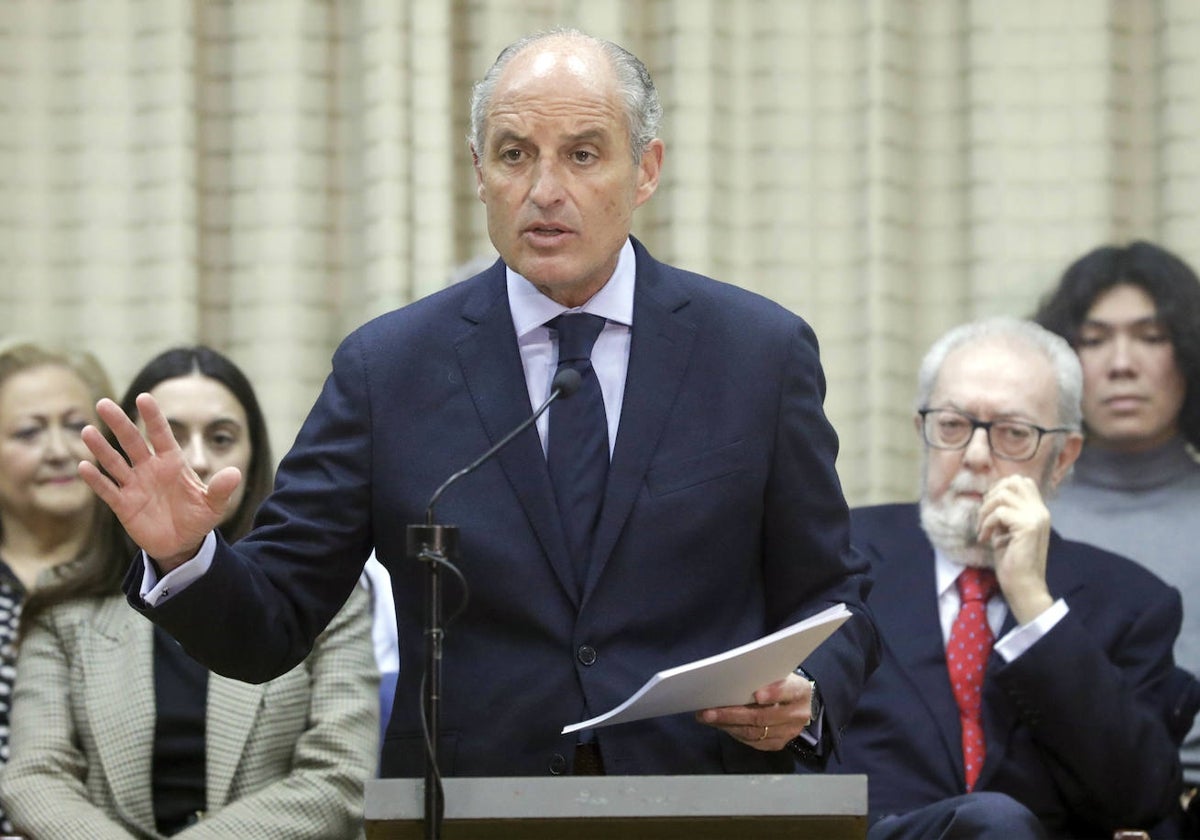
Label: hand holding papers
xmin=562 ymin=603 xmax=851 ymax=734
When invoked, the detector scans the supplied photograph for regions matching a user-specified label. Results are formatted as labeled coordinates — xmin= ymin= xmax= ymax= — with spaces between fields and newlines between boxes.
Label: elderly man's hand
xmin=977 ymin=474 xmax=1055 ymax=624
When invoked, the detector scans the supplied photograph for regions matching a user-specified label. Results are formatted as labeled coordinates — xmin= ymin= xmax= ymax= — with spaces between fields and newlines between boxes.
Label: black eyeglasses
xmin=918 ymin=408 xmax=1073 ymax=462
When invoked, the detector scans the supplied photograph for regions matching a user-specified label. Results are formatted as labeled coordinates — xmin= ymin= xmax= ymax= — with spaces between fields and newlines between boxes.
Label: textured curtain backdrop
xmin=2 ymin=0 xmax=1198 ymax=505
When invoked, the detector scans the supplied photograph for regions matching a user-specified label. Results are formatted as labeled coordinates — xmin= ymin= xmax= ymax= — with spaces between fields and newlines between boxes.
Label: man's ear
xmin=1049 ymin=432 xmax=1084 ymax=488
xmin=633 ymin=138 xmax=664 ymax=208
xmin=471 ymin=143 xmax=486 ymax=202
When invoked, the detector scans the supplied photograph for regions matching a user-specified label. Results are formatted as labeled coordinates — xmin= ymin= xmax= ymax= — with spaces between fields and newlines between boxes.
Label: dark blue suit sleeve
xmin=763 ymin=320 xmax=880 ymax=765
xmin=124 ymin=335 xmax=376 ymax=682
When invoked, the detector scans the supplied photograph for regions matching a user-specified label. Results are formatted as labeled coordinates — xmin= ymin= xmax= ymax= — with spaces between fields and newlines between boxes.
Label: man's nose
xmin=960 ymin=425 xmax=993 ymax=469
xmin=528 ymin=159 xmax=565 ymax=207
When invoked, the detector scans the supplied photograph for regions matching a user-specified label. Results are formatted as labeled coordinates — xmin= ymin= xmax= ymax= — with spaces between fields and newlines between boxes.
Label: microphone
xmin=552 ymin=366 xmax=582 ymax=399
xmin=413 ymin=367 xmax=580 ymax=836
xmin=424 ymin=367 xmax=581 ymax=524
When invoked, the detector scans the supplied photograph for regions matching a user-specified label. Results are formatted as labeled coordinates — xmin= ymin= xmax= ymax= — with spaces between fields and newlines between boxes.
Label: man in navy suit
xmin=79 ymin=29 xmax=879 ymax=777
xmin=832 ymin=317 xmax=1184 ymax=838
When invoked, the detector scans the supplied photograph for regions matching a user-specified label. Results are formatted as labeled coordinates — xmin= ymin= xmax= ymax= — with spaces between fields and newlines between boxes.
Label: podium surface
xmin=365 ymin=773 xmax=867 ymax=839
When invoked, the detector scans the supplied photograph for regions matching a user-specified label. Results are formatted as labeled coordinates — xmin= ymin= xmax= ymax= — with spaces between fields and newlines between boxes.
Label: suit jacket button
xmin=577 ymin=645 xmax=597 ymax=666
xmin=549 ymin=753 xmax=568 ymax=775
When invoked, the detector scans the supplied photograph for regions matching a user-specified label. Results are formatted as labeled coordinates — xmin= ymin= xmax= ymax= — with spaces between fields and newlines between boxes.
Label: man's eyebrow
xmin=565 ymin=128 xmax=606 ymax=144
xmin=487 ymin=127 xmax=526 ymax=149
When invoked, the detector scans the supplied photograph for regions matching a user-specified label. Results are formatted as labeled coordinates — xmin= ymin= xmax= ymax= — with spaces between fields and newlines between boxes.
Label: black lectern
xmin=364 ymin=773 xmax=867 ymax=839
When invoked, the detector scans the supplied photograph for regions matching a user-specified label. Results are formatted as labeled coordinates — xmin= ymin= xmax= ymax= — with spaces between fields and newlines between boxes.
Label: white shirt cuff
xmin=994 ymin=598 xmax=1069 ymax=662
xmin=139 ymin=531 xmax=217 ymax=606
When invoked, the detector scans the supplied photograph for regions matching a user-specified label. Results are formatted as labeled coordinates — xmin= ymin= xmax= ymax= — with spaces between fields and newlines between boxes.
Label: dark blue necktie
xmin=547 ymin=313 xmax=609 ymax=590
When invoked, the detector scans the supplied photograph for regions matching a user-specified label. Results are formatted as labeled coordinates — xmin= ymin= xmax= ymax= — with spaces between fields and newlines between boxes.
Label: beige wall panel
xmin=3 ymin=0 xmax=1200 ymax=505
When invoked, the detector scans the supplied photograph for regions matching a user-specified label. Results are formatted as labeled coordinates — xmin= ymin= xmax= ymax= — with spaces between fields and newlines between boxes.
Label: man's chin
xmin=927 ymin=534 xmax=995 ymax=569
xmin=918 ymin=497 xmax=993 ymax=567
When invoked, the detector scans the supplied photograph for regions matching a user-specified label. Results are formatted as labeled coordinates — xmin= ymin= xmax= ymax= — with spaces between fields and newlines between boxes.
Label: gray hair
xmin=915 ymin=317 xmax=1084 ymax=429
xmin=468 ymin=28 xmax=663 ymax=164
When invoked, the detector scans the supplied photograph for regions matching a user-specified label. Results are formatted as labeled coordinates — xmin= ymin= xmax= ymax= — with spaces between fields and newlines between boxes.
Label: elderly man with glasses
xmin=828 ymin=317 xmax=1187 ymax=839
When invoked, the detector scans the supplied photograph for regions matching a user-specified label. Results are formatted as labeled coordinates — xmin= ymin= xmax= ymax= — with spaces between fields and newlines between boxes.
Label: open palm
xmin=79 ymin=393 xmax=241 ymax=570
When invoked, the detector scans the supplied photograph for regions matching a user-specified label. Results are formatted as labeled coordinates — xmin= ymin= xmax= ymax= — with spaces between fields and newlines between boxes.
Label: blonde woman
xmin=0 ymin=340 xmax=121 ymax=834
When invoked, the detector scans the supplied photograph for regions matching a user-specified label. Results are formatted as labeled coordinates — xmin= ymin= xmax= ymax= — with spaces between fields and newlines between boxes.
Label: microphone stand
xmin=408 ymin=368 xmax=580 ymax=840
xmin=406 ymin=521 xmax=457 ymax=840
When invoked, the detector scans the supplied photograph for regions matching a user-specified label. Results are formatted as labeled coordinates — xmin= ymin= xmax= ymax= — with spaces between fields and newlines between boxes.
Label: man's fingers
xmin=78 ymin=460 xmax=126 ymax=509
xmin=977 ymin=508 xmax=1001 ymax=543
xmin=135 ymin=392 xmax=179 ymax=458
xmin=95 ymin=397 xmax=153 ymax=463
xmin=81 ymin=425 xmax=133 ymax=484
xmin=746 ymin=723 xmax=769 ymax=743
xmin=753 ymin=677 xmax=796 ymax=706
xmin=206 ymin=467 xmax=243 ymax=511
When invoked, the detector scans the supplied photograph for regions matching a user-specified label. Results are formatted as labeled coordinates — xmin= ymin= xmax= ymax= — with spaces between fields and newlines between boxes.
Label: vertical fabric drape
xmin=3 ymin=0 xmax=1198 ymax=504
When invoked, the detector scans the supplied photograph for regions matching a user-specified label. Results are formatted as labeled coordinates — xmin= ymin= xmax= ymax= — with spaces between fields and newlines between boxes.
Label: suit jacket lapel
xmin=584 ymin=247 xmax=696 ymax=601
xmin=80 ymin=601 xmax=159 ymax=835
xmin=206 ymin=676 xmax=266 ymax=807
xmin=454 ymin=265 xmax=576 ymax=601
xmin=869 ymin=519 xmax=967 ymax=784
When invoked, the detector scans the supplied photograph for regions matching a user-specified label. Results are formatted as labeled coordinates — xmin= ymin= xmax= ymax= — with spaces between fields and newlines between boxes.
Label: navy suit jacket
xmin=126 ymin=239 xmax=880 ymax=778
xmin=833 ymin=503 xmax=1183 ymax=837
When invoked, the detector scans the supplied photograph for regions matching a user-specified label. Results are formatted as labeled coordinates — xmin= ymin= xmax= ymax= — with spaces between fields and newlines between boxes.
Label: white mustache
xmin=949 ymin=473 xmax=991 ymax=497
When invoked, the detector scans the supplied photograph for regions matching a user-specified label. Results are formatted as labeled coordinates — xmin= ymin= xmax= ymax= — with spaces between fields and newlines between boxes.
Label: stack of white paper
xmin=562 ymin=602 xmax=852 ymax=734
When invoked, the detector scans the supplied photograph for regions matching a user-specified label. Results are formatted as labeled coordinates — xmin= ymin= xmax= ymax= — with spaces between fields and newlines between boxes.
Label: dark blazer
xmin=833 ymin=503 xmax=1183 ymax=837
xmin=126 ymin=238 xmax=880 ymax=778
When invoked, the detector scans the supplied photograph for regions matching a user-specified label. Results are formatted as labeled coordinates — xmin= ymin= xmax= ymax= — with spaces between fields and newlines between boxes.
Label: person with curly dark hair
xmin=1035 ymin=241 xmax=1200 ymax=830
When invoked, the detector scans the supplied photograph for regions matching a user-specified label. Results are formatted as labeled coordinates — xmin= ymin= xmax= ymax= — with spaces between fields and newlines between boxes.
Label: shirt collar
xmin=934 ymin=548 xmax=972 ymax=599
xmin=507 ymin=238 xmax=636 ymax=339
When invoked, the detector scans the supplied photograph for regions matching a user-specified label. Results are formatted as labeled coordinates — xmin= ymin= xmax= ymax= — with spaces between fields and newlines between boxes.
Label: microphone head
xmin=551 ymin=367 xmax=582 ymax=398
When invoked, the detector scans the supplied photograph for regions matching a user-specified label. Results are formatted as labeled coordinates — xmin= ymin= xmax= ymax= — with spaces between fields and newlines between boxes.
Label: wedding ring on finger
xmin=757 ymin=725 xmax=769 ymax=741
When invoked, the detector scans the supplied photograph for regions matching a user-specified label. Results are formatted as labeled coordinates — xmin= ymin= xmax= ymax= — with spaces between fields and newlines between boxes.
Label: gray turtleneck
xmin=1049 ymin=435 xmax=1200 ymax=786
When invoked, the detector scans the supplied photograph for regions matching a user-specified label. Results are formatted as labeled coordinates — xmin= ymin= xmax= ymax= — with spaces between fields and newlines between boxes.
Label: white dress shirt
xmin=933 ymin=549 xmax=1068 ymax=662
xmin=508 ymin=237 xmax=635 ymax=455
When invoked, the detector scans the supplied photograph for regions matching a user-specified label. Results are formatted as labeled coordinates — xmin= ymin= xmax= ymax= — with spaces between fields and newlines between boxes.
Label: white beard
xmin=919 ymin=471 xmax=994 ymax=569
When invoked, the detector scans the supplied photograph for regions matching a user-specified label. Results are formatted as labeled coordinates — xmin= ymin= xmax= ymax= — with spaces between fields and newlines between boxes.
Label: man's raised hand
xmin=78 ymin=393 xmax=242 ymax=571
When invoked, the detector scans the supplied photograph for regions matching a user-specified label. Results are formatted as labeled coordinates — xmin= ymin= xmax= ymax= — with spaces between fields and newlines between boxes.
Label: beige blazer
xmin=0 ymin=586 xmax=378 ymax=840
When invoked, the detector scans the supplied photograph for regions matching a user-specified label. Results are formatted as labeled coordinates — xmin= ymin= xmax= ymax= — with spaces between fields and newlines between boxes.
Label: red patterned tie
xmin=946 ymin=566 xmax=999 ymax=791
